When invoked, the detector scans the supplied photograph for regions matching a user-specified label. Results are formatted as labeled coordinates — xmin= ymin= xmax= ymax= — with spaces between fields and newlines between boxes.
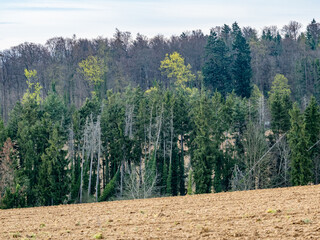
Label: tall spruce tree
xmin=288 ymin=103 xmax=313 ymax=186
xmin=39 ymin=123 xmax=69 ymax=205
xmin=306 ymin=19 xmax=320 ymax=50
xmin=231 ymin=22 xmax=252 ymax=98
xmin=221 ymin=24 xmax=232 ymax=50
xmin=203 ymin=30 xmax=232 ymax=96
xmin=190 ymin=91 xmax=214 ymax=193
xmin=304 ymin=96 xmax=320 ymax=183
xmin=173 ymin=89 xmax=191 ymax=195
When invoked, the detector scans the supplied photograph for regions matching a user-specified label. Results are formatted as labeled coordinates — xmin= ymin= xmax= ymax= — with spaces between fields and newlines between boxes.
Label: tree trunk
xmin=79 ymin=145 xmax=85 ymax=203
xmin=88 ymin=146 xmax=94 ymax=196
xmin=95 ymin=119 xmax=101 ymax=202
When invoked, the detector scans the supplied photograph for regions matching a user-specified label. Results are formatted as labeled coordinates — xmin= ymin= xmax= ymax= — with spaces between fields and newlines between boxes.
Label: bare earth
xmin=1 ymin=185 xmax=320 ymax=239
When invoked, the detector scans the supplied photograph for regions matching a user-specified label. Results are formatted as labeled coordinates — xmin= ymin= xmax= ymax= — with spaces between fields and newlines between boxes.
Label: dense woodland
xmin=1 ymin=20 xmax=320 ymax=208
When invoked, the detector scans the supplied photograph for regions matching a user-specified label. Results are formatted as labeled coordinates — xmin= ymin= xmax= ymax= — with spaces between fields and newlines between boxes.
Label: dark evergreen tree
xmin=190 ymin=91 xmax=214 ymax=193
xmin=304 ymin=96 xmax=320 ymax=183
xmin=221 ymin=24 xmax=232 ymax=50
xmin=39 ymin=123 xmax=69 ymax=205
xmin=231 ymin=22 xmax=252 ymax=98
xmin=101 ymin=90 xmax=125 ymax=194
xmin=288 ymin=103 xmax=313 ymax=186
xmin=173 ymin=89 xmax=191 ymax=195
xmin=306 ymin=19 xmax=320 ymax=50
xmin=203 ymin=30 xmax=232 ymax=96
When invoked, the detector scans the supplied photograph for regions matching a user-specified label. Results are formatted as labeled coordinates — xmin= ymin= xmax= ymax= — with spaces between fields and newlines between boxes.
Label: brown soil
xmin=1 ymin=185 xmax=320 ymax=239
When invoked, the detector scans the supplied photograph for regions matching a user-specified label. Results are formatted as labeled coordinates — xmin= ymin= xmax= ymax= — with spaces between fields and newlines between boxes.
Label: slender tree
xmin=231 ymin=22 xmax=252 ymax=98
xmin=304 ymin=96 xmax=320 ymax=183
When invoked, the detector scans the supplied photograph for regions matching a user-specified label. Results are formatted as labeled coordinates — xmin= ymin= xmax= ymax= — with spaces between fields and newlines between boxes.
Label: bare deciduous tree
xmin=121 ymin=163 xmax=160 ymax=200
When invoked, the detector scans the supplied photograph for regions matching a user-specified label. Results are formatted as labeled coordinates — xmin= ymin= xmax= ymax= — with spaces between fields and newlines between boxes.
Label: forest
xmin=0 ymin=20 xmax=320 ymax=209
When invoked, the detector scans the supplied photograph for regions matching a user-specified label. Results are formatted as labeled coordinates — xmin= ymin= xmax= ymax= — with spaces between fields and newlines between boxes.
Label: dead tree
xmin=80 ymin=115 xmax=102 ymax=202
xmin=95 ymin=116 xmax=101 ymax=202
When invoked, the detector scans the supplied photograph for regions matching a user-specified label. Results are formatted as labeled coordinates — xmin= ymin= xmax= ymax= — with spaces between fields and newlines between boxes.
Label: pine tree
xmin=288 ymin=103 xmax=313 ymax=186
xmin=38 ymin=123 xmax=69 ymax=205
xmin=231 ymin=22 xmax=252 ymax=98
xmin=306 ymin=19 xmax=320 ymax=50
xmin=221 ymin=24 xmax=232 ymax=50
xmin=203 ymin=30 xmax=232 ymax=96
xmin=190 ymin=92 xmax=214 ymax=193
xmin=17 ymin=98 xmax=43 ymax=206
xmin=304 ymin=96 xmax=320 ymax=183
xmin=211 ymin=92 xmax=230 ymax=193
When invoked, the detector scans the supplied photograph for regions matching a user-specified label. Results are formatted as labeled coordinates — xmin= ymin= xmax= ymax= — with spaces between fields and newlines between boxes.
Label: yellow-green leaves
xmin=22 ymin=69 xmax=42 ymax=105
xmin=160 ymin=52 xmax=195 ymax=90
xmin=269 ymin=74 xmax=291 ymax=100
xmin=78 ymin=56 xmax=104 ymax=86
xmin=24 ymin=69 xmax=37 ymax=80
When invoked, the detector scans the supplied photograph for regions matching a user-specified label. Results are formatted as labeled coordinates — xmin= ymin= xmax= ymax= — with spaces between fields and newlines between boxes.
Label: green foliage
xmin=93 ymin=233 xmax=103 ymax=239
xmin=203 ymin=30 xmax=232 ymax=96
xmin=38 ymin=123 xmax=69 ymax=205
xmin=190 ymin=92 xmax=214 ymax=194
xmin=78 ymin=56 xmax=107 ymax=98
xmin=6 ymin=102 xmax=23 ymax=140
xmin=306 ymin=19 xmax=320 ymax=50
xmin=22 ymin=69 xmax=42 ymax=105
xmin=101 ymin=91 xmax=125 ymax=178
xmin=0 ymin=184 xmax=26 ymax=209
xmin=99 ymin=170 xmax=119 ymax=202
xmin=269 ymin=74 xmax=292 ymax=99
xmin=79 ymin=96 xmax=100 ymax=128
xmin=3 ymin=23 xmax=320 ymax=210
xmin=43 ymin=91 xmax=69 ymax=125
xmin=78 ymin=56 xmax=104 ymax=86
xmin=232 ymin=22 xmax=252 ymax=98
xmin=269 ymin=74 xmax=292 ymax=135
xmin=160 ymin=52 xmax=195 ymax=90
xmin=288 ymin=103 xmax=313 ymax=186
xmin=305 ymin=96 xmax=320 ymax=146
xmin=304 ymin=96 xmax=320 ymax=183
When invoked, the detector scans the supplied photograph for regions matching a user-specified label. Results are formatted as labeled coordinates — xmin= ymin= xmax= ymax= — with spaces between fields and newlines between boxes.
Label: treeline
xmin=1 ymin=20 xmax=320 ymax=121
xmin=1 ymin=20 xmax=320 ymax=209
xmin=0 ymin=56 xmax=319 ymax=209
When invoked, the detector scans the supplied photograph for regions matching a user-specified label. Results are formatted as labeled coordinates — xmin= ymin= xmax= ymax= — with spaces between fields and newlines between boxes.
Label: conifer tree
xmin=39 ymin=123 xmax=69 ymax=205
xmin=288 ymin=103 xmax=313 ymax=186
xmin=269 ymin=74 xmax=292 ymax=135
xmin=304 ymin=96 xmax=320 ymax=183
xmin=306 ymin=19 xmax=320 ymax=50
xmin=221 ymin=24 xmax=232 ymax=50
xmin=231 ymin=22 xmax=252 ymax=98
xmin=203 ymin=30 xmax=232 ymax=96
xmin=173 ymin=90 xmax=190 ymax=195
xmin=190 ymin=92 xmax=214 ymax=193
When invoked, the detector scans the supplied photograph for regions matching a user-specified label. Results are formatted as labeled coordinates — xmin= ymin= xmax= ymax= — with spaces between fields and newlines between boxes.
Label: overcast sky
xmin=0 ymin=0 xmax=319 ymax=50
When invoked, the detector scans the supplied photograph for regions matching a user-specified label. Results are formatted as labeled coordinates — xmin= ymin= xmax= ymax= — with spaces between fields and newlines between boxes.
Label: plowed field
xmin=1 ymin=185 xmax=320 ymax=239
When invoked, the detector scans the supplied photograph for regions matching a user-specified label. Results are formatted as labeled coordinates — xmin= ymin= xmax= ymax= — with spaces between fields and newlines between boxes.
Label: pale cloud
xmin=0 ymin=0 xmax=319 ymax=50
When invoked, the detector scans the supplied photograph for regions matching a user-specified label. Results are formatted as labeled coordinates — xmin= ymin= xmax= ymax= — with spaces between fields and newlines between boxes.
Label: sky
xmin=0 ymin=0 xmax=319 ymax=50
